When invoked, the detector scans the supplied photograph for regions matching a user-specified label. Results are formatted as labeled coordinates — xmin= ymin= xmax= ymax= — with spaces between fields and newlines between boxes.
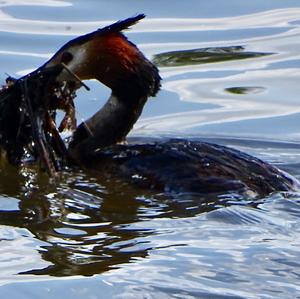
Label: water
xmin=1 ymin=1 xmax=300 ymax=298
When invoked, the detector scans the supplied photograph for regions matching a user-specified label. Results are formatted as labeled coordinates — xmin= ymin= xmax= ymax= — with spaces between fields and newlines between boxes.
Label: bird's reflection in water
xmin=0 ymin=161 xmax=236 ymax=277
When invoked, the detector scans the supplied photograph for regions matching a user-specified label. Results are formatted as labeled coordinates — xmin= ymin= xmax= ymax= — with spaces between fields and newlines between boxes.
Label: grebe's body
xmin=82 ymin=139 xmax=296 ymax=197
xmin=44 ymin=15 xmax=298 ymax=197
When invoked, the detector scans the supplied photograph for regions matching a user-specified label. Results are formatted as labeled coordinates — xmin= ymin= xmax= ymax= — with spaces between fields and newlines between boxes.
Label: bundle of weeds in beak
xmin=0 ymin=65 xmax=78 ymax=176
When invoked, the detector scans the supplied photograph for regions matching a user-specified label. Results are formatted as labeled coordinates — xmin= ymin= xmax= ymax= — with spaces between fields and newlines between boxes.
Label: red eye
xmin=61 ymin=52 xmax=73 ymax=64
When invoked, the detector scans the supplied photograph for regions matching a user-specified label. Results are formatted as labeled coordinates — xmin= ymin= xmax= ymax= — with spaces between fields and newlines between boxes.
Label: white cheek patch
xmin=56 ymin=45 xmax=89 ymax=81
xmin=68 ymin=46 xmax=88 ymax=72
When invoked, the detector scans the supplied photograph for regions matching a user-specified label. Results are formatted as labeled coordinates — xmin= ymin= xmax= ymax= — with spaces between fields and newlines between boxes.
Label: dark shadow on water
xmin=225 ymin=86 xmax=266 ymax=95
xmin=0 ymin=157 xmax=258 ymax=277
xmin=0 ymin=163 xmax=224 ymax=277
xmin=152 ymin=46 xmax=273 ymax=67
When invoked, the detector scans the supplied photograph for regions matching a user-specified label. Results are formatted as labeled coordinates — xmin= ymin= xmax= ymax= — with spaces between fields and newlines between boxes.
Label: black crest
xmin=57 ymin=14 xmax=145 ymax=51
xmin=99 ymin=14 xmax=145 ymax=34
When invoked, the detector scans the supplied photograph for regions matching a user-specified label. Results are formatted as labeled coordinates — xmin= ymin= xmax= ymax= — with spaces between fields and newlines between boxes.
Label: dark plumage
xmin=85 ymin=139 xmax=297 ymax=197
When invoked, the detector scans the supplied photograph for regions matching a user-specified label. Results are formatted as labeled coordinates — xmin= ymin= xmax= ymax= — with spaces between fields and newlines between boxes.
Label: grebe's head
xmin=44 ymin=14 xmax=161 ymax=101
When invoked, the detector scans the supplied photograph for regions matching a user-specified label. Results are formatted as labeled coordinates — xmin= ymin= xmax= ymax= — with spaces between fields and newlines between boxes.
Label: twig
xmin=76 ymin=109 xmax=94 ymax=137
xmin=61 ymin=63 xmax=90 ymax=91
xmin=46 ymin=111 xmax=69 ymax=159
xmin=21 ymin=78 xmax=57 ymax=176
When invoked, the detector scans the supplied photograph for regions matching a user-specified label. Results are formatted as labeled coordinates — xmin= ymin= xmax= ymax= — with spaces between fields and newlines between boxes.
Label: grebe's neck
xmin=42 ymin=16 xmax=161 ymax=161
xmin=69 ymin=92 xmax=148 ymax=161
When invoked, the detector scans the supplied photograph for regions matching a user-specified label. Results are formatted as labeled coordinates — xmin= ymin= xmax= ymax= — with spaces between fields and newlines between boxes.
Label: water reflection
xmin=0 ymin=163 xmax=223 ymax=277
xmin=137 ymin=68 xmax=300 ymax=136
xmin=0 ymin=6 xmax=299 ymax=37
xmin=0 ymin=1 xmax=300 ymax=297
xmin=153 ymin=46 xmax=272 ymax=67
xmin=0 ymin=153 xmax=265 ymax=278
xmin=225 ymin=86 xmax=266 ymax=94
xmin=0 ymin=0 xmax=70 ymax=7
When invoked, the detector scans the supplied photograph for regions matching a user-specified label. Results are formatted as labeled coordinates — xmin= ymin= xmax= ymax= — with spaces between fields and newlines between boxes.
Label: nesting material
xmin=0 ymin=64 xmax=82 ymax=175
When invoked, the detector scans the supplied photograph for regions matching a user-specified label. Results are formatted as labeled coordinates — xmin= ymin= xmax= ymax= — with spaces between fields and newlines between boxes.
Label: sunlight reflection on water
xmin=1 ymin=1 xmax=300 ymax=298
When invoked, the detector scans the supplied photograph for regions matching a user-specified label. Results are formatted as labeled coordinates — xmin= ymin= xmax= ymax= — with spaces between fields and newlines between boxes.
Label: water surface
xmin=1 ymin=1 xmax=300 ymax=298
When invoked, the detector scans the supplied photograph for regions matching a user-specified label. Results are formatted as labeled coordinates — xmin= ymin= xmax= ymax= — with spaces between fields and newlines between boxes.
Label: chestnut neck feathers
xmin=44 ymin=14 xmax=160 ymax=101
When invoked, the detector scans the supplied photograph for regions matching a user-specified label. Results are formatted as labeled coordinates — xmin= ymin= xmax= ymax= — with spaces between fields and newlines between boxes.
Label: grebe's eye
xmin=61 ymin=51 xmax=73 ymax=64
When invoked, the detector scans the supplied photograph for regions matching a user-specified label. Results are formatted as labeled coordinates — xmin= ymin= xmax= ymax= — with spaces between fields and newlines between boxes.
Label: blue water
xmin=1 ymin=1 xmax=300 ymax=298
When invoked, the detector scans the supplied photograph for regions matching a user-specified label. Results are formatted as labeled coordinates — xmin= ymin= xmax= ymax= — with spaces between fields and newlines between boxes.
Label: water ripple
xmin=0 ymin=2 xmax=300 ymax=298
xmin=0 ymin=7 xmax=298 ymax=35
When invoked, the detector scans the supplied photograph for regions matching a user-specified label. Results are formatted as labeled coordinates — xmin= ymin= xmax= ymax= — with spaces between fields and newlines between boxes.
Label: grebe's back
xmin=86 ymin=139 xmax=297 ymax=197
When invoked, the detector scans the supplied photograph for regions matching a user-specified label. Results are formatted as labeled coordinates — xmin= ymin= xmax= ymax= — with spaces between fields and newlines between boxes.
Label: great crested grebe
xmin=43 ymin=14 xmax=297 ymax=197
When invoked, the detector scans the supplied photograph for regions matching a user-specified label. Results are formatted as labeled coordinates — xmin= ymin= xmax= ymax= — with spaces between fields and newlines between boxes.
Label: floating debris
xmin=152 ymin=46 xmax=273 ymax=67
xmin=225 ymin=86 xmax=266 ymax=95
xmin=0 ymin=64 xmax=83 ymax=175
